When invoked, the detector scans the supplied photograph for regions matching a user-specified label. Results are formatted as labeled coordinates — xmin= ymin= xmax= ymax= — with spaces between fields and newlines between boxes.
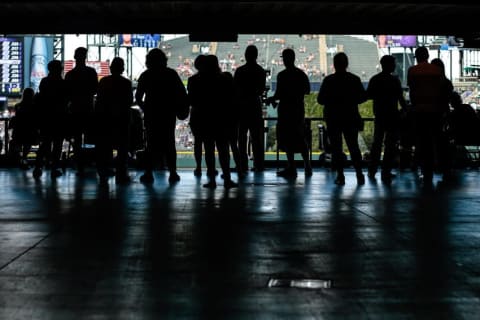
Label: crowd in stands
xmin=162 ymin=34 xmax=362 ymax=84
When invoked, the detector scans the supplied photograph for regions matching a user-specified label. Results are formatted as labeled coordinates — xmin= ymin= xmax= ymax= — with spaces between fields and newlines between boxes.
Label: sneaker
xmin=193 ymin=168 xmax=202 ymax=177
xmin=237 ymin=171 xmax=247 ymax=179
xmin=419 ymin=174 xmax=433 ymax=188
xmin=50 ymin=169 xmax=63 ymax=178
xmin=441 ymin=171 xmax=455 ymax=183
xmin=203 ymin=181 xmax=217 ymax=189
xmin=224 ymin=179 xmax=239 ymax=189
xmin=168 ymin=172 xmax=181 ymax=184
xmin=140 ymin=172 xmax=154 ymax=184
xmin=207 ymin=170 xmax=220 ymax=177
xmin=98 ymin=175 xmax=109 ymax=184
xmin=276 ymin=168 xmax=298 ymax=178
xmin=305 ymin=167 xmax=313 ymax=177
xmin=105 ymin=168 xmax=116 ymax=177
xmin=421 ymin=177 xmax=434 ymax=190
xmin=75 ymin=166 xmax=85 ymax=177
xmin=32 ymin=167 xmax=43 ymax=179
xmin=357 ymin=172 xmax=365 ymax=185
xmin=381 ymin=172 xmax=396 ymax=184
xmin=115 ymin=174 xmax=131 ymax=185
xmin=334 ymin=174 xmax=345 ymax=185
xmin=367 ymin=169 xmax=376 ymax=179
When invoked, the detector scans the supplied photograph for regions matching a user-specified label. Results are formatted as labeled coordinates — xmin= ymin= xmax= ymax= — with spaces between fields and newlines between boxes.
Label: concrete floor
xmin=0 ymin=166 xmax=480 ymax=319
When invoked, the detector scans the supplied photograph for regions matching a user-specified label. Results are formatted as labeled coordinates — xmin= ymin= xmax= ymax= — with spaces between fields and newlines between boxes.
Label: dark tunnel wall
xmin=0 ymin=1 xmax=479 ymax=40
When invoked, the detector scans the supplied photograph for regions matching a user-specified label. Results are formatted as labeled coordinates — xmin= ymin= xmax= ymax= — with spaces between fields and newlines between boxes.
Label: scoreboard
xmin=0 ymin=37 xmax=23 ymax=96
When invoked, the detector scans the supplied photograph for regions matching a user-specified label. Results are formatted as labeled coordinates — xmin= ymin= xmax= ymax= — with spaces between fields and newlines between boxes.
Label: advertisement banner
xmin=23 ymin=36 xmax=54 ymax=93
xmin=377 ymin=35 xmax=417 ymax=48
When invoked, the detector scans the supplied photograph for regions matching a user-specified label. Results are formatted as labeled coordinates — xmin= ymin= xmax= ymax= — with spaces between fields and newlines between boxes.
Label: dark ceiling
xmin=1 ymin=1 xmax=479 ymax=40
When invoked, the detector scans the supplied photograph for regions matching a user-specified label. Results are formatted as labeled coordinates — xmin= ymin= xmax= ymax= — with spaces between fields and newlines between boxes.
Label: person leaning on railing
xmin=317 ymin=52 xmax=367 ymax=186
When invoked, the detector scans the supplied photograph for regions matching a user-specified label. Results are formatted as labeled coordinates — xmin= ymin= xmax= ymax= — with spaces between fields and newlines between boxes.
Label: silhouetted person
xmin=10 ymin=87 xmax=38 ymax=169
xmin=222 ymin=70 xmax=243 ymax=177
xmin=187 ymin=54 xmax=238 ymax=189
xmin=407 ymin=46 xmax=449 ymax=186
xmin=187 ymin=54 xmax=207 ymax=177
xmin=366 ymin=55 xmax=407 ymax=184
xmin=135 ymin=48 xmax=188 ymax=184
xmin=233 ymin=44 xmax=267 ymax=173
xmin=266 ymin=48 xmax=312 ymax=179
xmin=64 ymin=47 xmax=98 ymax=176
xmin=317 ymin=52 xmax=367 ymax=185
xmin=448 ymin=91 xmax=480 ymax=145
xmin=430 ymin=57 xmax=455 ymax=182
xmin=95 ymin=57 xmax=133 ymax=184
xmin=32 ymin=60 xmax=68 ymax=179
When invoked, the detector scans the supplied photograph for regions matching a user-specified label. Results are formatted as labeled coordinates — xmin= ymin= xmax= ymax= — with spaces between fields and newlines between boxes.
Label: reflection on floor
xmin=0 ymin=167 xmax=480 ymax=319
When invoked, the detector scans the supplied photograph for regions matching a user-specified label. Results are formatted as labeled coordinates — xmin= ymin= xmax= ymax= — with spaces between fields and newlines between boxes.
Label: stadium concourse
xmin=2 ymin=34 xmax=480 ymax=319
